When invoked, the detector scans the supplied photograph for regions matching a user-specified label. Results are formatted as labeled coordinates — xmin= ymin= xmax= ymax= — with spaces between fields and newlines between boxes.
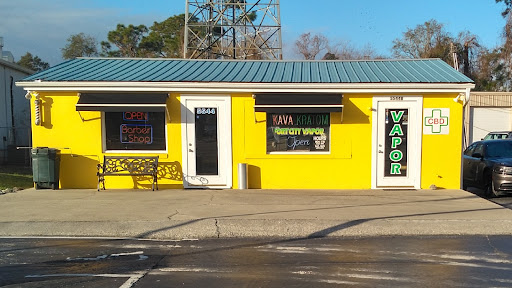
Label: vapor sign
xmin=385 ymin=109 xmax=408 ymax=177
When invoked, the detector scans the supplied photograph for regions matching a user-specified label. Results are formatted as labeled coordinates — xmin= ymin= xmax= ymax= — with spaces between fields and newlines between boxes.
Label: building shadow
xmin=59 ymin=154 xmax=98 ymax=189
xmin=248 ymin=164 xmax=261 ymax=188
xmin=133 ymin=161 xmax=184 ymax=190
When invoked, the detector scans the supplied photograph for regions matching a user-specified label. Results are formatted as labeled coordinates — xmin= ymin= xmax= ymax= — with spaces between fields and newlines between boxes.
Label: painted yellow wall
xmin=30 ymin=91 xmax=463 ymax=190
xmin=30 ymin=92 xmax=184 ymax=189
xmin=421 ymin=94 xmax=463 ymax=189
xmin=231 ymin=93 xmax=373 ymax=189
xmin=231 ymin=93 xmax=463 ymax=189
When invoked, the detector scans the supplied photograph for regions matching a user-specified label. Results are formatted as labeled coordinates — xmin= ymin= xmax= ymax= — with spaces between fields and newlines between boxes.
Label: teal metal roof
xmin=22 ymin=58 xmax=473 ymax=84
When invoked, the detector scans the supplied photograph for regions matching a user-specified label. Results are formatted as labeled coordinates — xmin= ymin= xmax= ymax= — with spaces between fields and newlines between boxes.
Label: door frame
xmin=371 ymin=96 xmax=423 ymax=189
xmin=180 ymin=95 xmax=232 ymax=189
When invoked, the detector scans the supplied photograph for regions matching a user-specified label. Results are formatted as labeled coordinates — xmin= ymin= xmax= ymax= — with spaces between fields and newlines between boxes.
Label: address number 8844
xmin=196 ymin=108 xmax=216 ymax=115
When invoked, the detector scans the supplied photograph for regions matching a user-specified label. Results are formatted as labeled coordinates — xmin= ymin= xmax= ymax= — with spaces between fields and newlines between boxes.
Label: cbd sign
xmin=424 ymin=108 xmax=449 ymax=135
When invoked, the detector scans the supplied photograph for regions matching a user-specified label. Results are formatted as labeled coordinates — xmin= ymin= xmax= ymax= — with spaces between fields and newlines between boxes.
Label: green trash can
xmin=31 ymin=147 xmax=60 ymax=190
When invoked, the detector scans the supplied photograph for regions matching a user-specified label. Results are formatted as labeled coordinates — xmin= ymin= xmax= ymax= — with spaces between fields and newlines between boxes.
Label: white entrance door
xmin=372 ymin=97 xmax=422 ymax=189
xmin=181 ymin=96 xmax=232 ymax=188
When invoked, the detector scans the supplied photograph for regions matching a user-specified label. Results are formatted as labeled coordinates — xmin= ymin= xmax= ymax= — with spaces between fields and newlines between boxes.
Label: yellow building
xmin=16 ymin=58 xmax=474 ymax=190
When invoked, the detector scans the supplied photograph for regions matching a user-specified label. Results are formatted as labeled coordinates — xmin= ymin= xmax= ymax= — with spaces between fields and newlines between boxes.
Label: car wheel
xmin=491 ymin=180 xmax=501 ymax=198
xmin=484 ymin=174 xmax=501 ymax=198
xmin=484 ymin=174 xmax=494 ymax=198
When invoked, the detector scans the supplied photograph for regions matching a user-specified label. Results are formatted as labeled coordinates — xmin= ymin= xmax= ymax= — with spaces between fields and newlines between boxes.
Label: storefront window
xmin=104 ymin=112 xmax=166 ymax=151
xmin=195 ymin=107 xmax=219 ymax=175
xmin=266 ymin=113 xmax=330 ymax=153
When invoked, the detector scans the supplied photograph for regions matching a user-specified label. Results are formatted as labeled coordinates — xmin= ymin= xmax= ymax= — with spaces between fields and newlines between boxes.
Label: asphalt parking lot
xmin=465 ymin=187 xmax=512 ymax=209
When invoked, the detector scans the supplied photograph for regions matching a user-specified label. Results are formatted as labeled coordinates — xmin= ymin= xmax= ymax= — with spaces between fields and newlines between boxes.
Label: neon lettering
xmin=391 ymin=137 xmax=402 ymax=149
xmin=287 ymin=136 xmax=310 ymax=150
xmin=273 ymin=114 xmax=294 ymax=126
xmin=128 ymin=135 xmax=152 ymax=144
xmin=390 ymin=163 xmax=401 ymax=174
xmin=389 ymin=124 xmax=404 ymax=136
xmin=123 ymin=112 xmax=148 ymax=121
xmin=316 ymin=114 xmax=329 ymax=125
xmin=390 ymin=110 xmax=404 ymax=122
xmin=120 ymin=124 xmax=153 ymax=144
xmin=389 ymin=150 xmax=403 ymax=162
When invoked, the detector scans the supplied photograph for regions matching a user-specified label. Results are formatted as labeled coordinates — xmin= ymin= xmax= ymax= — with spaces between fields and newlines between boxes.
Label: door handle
xmin=378 ymin=150 xmax=384 ymax=153
xmin=189 ymin=149 xmax=194 ymax=152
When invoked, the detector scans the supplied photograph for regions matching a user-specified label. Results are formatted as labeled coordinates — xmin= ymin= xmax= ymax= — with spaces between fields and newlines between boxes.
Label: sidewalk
xmin=1 ymin=188 xmax=511 ymax=239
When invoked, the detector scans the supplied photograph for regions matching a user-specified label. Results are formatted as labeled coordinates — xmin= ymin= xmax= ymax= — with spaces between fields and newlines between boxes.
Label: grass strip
xmin=0 ymin=166 xmax=33 ymax=190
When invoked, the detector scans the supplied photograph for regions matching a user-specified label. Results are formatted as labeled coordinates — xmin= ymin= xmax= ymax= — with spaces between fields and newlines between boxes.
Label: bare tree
xmin=455 ymin=31 xmax=481 ymax=76
xmin=294 ymin=32 xmax=329 ymax=60
xmin=496 ymin=0 xmax=512 ymax=17
xmin=327 ymin=40 xmax=381 ymax=60
xmin=392 ymin=19 xmax=451 ymax=59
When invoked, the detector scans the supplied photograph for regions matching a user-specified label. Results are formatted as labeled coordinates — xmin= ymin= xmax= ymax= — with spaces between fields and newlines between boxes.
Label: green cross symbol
xmin=424 ymin=109 xmax=449 ymax=133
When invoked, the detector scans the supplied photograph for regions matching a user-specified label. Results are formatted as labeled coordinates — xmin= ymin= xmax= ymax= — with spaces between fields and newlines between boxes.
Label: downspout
xmin=460 ymin=87 xmax=471 ymax=190
xmin=464 ymin=87 xmax=471 ymax=106
xmin=183 ymin=1 xmax=189 ymax=58
xmin=462 ymin=87 xmax=471 ymax=148
xmin=10 ymin=76 xmax=15 ymax=144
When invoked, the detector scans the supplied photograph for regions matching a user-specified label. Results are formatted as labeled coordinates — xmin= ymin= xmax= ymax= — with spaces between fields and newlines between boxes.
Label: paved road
xmin=2 ymin=236 xmax=512 ymax=287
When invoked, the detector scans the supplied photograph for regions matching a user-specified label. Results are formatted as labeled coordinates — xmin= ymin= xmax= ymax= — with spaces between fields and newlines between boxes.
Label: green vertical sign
xmin=385 ymin=109 xmax=408 ymax=177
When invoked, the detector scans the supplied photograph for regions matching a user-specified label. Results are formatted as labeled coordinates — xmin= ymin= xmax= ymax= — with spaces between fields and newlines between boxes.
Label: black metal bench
xmin=97 ymin=156 xmax=158 ymax=191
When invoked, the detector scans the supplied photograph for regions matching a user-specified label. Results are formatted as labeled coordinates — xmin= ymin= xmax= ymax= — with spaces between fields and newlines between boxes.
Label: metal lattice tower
xmin=184 ymin=0 xmax=282 ymax=60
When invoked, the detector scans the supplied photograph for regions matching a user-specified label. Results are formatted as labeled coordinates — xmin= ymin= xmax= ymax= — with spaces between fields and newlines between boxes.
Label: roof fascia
xmin=0 ymin=59 xmax=34 ymax=74
xmin=16 ymin=81 xmax=475 ymax=94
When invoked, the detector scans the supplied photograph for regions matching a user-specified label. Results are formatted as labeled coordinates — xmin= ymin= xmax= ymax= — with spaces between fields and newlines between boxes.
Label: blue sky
xmin=0 ymin=0 xmax=507 ymax=66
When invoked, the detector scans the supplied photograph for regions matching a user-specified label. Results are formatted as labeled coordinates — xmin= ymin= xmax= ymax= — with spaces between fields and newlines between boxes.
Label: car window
xmin=485 ymin=141 xmax=512 ymax=158
xmin=464 ymin=143 xmax=476 ymax=156
xmin=483 ymin=132 xmax=512 ymax=140
xmin=473 ymin=144 xmax=484 ymax=157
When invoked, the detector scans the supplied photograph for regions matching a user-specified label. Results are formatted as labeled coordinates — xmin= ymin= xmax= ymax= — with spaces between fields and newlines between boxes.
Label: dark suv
xmin=463 ymin=139 xmax=512 ymax=197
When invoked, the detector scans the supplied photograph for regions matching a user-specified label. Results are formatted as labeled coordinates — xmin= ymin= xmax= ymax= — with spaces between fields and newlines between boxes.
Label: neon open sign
xmin=123 ymin=112 xmax=149 ymax=121
xmin=119 ymin=112 xmax=152 ymax=144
